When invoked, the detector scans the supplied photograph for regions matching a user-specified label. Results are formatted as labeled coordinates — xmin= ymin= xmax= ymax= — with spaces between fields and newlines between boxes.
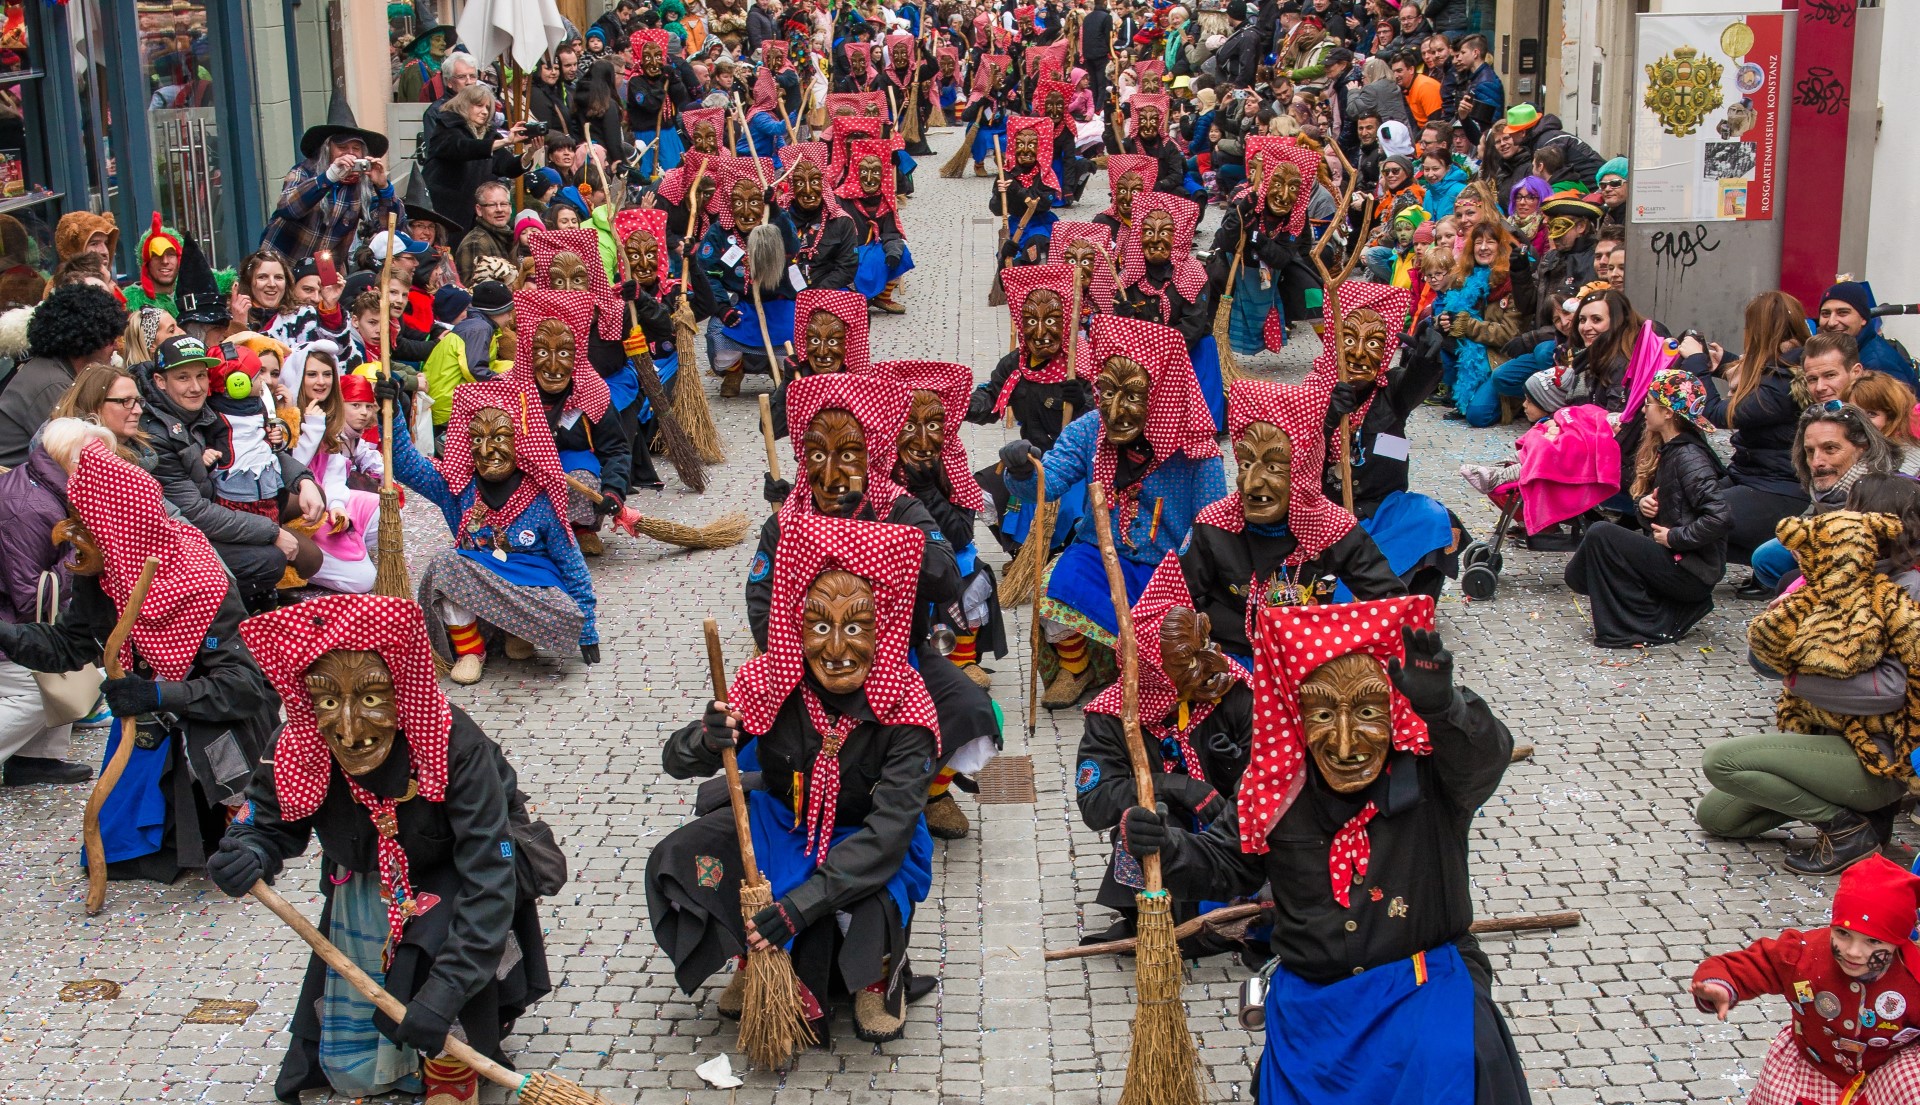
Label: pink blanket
xmin=1514 ymin=405 xmax=1621 ymax=534
xmin=312 ymin=488 xmax=380 ymax=562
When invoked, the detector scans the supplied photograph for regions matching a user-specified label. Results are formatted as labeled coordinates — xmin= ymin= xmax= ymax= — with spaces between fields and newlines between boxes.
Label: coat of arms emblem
xmin=1643 ymin=45 xmax=1725 ymax=138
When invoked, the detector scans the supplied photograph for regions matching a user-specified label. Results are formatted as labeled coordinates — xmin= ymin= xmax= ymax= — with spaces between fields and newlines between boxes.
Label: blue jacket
xmin=1004 ymin=410 xmax=1227 ymax=567
xmin=1421 ymin=164 xmax=1469 ymax=220
xmin=735 ymin=110 xmax=789 ymax=159
xmin=1859 ymin=329 xmax=1917 ymax=391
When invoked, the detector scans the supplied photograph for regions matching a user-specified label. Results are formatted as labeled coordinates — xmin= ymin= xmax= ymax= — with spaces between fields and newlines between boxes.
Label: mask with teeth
xmin=1096 ymin=355 xmax=1150 ymax=446
xmin=1159 ymin=607 xmax=1232 ymax=705
xmin=802 ymin=569 xmax=876 ymax=694
xmin=897 ymin=389 xmax=945 ymax=476
xmin=530 ymin=319 xmax=576 ymax=395
xmin=791 ymin=159 xmax=825 ymax=212
xmin=729 ymin=179 xmax=766 ymax=233
xmin=803 ymin=409 xmax=867 ymax=515
xmin=858 ymin=154 xmax=886 ymax=198
xmin=1020 ymin=287 xmax=1065 ymax=363
xmin=1299 ymin=652 xmax=1394 ymax=793
xmin=1114 ymin=171 xmax=1144 ymax=222
xmin=1013 ymin=129 xmax=1040 ymax=169
xmin=624 ymin=229 xmax=661 ymax=289
xmin=804 ymin=310 xmax=848 ymax=374
xmin=1141 ymin=209 xmax=1175 ymax=265
xmin=1235 ymin=421 xmax=1291 ymax=525
xmin=1337 ymin=308 xmax=1389 ymax=386
xmin=305 ymin=650 xmax=399 ymax=777
xmin=1265 ymin=163 xmax=1302 ymax=219
xmin=546 ymin=251 xmax=591 ymax=291
xmin=469 ymin=407 xmax=518 ymax=482
xmin=1062 ymin=240 xmax=1099 ymax=300
xmin=691 ymin=122 xmax=719 ymax=153
xmin=1136 ymin=105 xmax=1163 ymax=141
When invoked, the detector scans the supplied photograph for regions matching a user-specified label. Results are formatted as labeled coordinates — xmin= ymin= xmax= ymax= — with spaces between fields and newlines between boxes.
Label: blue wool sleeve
xmin=537 ymin=500 xmax=598 ymax=647
xmin=388 ymin=414 xmax=464 ymax=535
xmin=1005 ymin=409 xmax=1097 ymax=503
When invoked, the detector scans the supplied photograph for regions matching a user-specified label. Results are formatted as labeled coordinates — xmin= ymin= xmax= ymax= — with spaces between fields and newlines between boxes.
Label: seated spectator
xmin=1846 ymin=372 xmax=1920 ymax=475
xmin=1746 ymin=403 xmax=1901 ymax=595
xmin=1801 ymin=330 xmax=1865 ymax=406
xmin=1818 ymin=281 xmax=1917 ymax=391
xmin=0 ymin=285 xmax=125 ymax=468
xmin=455 ymin=181 xmax=523 ymax=285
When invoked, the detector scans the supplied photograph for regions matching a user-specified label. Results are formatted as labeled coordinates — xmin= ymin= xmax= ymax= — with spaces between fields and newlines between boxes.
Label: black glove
xmin=701 ymin=700 xmax=739 ymax=753
xmin=998 ymin=438 xmax=1040 ymax=476
xmin=1326 ymin=380 xmax=1360 ymax=421
xmin=1387 ymin=626 xmax=1455 ymax=715
xmin=101 ymin=677 xmax=164 ymax=718
xmin=580 ymin=643 xmax=601 ymax=664
xmin=749 ymin=896 xmax=803 ymax=947
xmin=206 ymin=838 xmax=266 ymax=897
xmin=1119 ymin=803 xmax=1169 ymax=858
xmin=965 ymin=386 xmax=997 ymax=424
xmin=373 ymin=374 xmax=401 ymax=407
xmin=393 ymin=1000 xmax=453 ymax=1057
xmin=593 ymin=490 xmax=623 ymax=518
xmin=763 ymin=473 xmax=792 ymax=504
xmin=722 ymin=306 xmax=744 ymax=328
xmin=1160 ymin=773 xmax=1225 ymax=823
xmin=884 ymin=240 xmax=905 ymax=267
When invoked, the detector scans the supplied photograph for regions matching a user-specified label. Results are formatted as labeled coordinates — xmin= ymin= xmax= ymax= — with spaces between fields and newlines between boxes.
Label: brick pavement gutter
xmin=0 ymin=127 xmax=1837 ymax=1104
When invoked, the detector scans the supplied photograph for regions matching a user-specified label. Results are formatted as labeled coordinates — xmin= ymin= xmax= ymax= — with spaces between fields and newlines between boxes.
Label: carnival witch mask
xmin=1097 ymin=355 xmax=1149 ymax=445
xmin=803 ymin=569 xmax=876 ymax=694
xmin=1160 ymin=607 xmax=1233 ymax=705
xmin=625 ymin=229 xmax=661 ymax=289
xmin=1140 ymin=209 xmax=1176 ymax=266
xmin=1236 ymin=421 xmax=1292 ymax=526
xmin=1013 ymin=128 xmax=1041 ymax=170
xmin=1299 ymin=652 xmax=1394 ymax=793
xmin=804 ymin=409 xmax=867 ymax=514
xmin=1135 ymin=104 xmax=1163 ymax=141
xmin=898 ymin=390 xmax=945 ymax=474
xmin=530 ymin=320 xmax=576 ymax=395
xmin=305 ymin=650 xmax=399 ymax=778
xmin=858 ymin=154 xmax=886 ymax=198
xmin=642 ymin=40 xmax=666 ymax=76
xmin=469 ymin=407 xmax=517 ymax=482
xmin=729 ymin=179 xmax=767 ymax=234
xmin=690 ymin=120 xmax=720 ymax=153
xmin=805 ymin=310 xmax=849 ymax=373
xmin=1338 ymin=308 xmax=1390 ymax=386
xmin=1113 ymin=171 xmax=1144 ymax=221
xmin=1266 ymin=163 xmax=1303 ymax=220
xmin=1043 ymin=89 xmax=1067 ymax=121
xmin=791 ymin=159 xmax=826 ymax=212
xmin=1062 ymin=240 xmax=1101 ymax=301
xmin=1021 ymin=287 xmax=1065 ymax=363
xmin=547 ymin=250 xmax=591 ymax=291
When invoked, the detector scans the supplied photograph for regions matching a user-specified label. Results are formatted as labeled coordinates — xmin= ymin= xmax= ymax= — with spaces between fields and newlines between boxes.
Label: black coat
xmin=419 ymin=107 xmax=528 ymax=235
xmin=789 ymin=206 xmax=861 ymax=292
xmin=528 ymin=78 xmax=576 ymax=138
xmin=1179 ymin=523 xmax=1406 ymax=657
xmin=745 ymin=497 xmax=963 ymax=652
xmin=1079 ymin=7 xmax=1113 ymax=59
xmin=135 ymin=373 xmax=315 ymax=548
xmin=543 ymin=391 xmax=633 ymax=503
xmin=1647 ymin=430 xmax=1732 ymax=585
xmin=965 ymin=349 xmax=1095 ymax=451
xmin=1076 ymin=684 xmax=1253 ymax=833
xmin=1323 ymin=347 xmax=1447 ymax=517
xmin=1682 ymin=350 xmax=1804 ymax=496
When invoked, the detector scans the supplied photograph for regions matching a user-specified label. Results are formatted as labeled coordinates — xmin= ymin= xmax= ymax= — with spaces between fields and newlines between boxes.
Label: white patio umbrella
xmin=455 ymin=0 xmax=570 ymax=72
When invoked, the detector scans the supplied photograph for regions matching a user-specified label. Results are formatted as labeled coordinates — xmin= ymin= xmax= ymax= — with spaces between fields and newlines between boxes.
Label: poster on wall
xmin=1631 ymin=12 xmax=1787 ymax=223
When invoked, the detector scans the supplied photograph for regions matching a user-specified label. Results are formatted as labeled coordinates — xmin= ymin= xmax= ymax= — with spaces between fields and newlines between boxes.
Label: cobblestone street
xmin=0 ymin=127 xmax=1845 ymax=1104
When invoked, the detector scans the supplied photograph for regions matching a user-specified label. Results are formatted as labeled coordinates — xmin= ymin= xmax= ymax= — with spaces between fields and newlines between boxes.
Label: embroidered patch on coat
xmin=1112 ymin=849 xmax=1145 ymax=890
xmin=1075 ymin=760 xmax=1100 ymax=792
xmin=696 ymin=854 xmax=726 ymax=889
xmin=749 ymin=551 xmax=771 ymax=581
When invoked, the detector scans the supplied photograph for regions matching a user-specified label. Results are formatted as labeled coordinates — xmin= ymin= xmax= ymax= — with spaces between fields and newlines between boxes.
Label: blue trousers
xmin=1751 ymin=538 xmax=1796 ymax=589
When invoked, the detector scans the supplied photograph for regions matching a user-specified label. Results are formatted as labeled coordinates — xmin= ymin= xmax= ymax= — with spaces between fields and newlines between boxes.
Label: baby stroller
xmin=1459 ymin=403 xmax=1623 ymax=599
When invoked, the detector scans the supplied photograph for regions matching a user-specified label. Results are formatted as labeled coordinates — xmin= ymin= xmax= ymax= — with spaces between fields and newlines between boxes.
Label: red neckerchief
xmin=800 ymin=685 xmax=860 ymax=861
xmin=341 ymin=773 xmax=420 ymax=963
xmin=1143 ymin=699 xmax=1212 ymax=779
xmin=995 ymin=352 xmax=1069 ymax=414
xmin=1132 ymin=270 xmax=1175 ymax=323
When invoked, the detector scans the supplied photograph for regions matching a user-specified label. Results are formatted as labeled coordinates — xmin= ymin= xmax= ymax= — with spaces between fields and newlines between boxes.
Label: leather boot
xmin=717 ymin=969 xmax=746 ymax=1020
xmin=504 ymin=635 xmax=535 ymax=661
xmin=719 ymin=366 xmax=745 ymax=397
xmin=872 ymin=282 xmax=906 ymax=314
xmin=923 ymin=792 xmax=970 ymax=839
xmin=1784 ymin=809 xmax=1880 ymax=876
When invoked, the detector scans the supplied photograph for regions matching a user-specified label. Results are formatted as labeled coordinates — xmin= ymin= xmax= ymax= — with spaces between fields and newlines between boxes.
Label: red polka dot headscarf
xmin=506 ymin=288 xmax=614 ymax=422
xmin=885 ymin=32 xmax=915 ymax=70
xmin=1243 ymin=136 xmax=1324 ymax=237
xmin=656 ymin=150 xmax=718 ymax=208
xmin=712 ymin=157 xmax=780 ymax=233
xmin=778 ymin=141 xmax=845 ymax=217
xmin=1103 ymin=154 xmax=1158 ymax=227
xmin=779 ymin=371 xmax=913 ymax=524
xmin=1087 ymin=314 xmax=1219 ymax=534
xmin=844 ymin=41 xmax=877 ymax=82
xmin=1133 ymin=58 xmax=1166 ymax=85
xmin=682 ymin=107 xmax=726 ymax=150
xmin=1240 ymin=595 xmax=1437 ymax=907
xmin=1048 ymin=222 xmax=1118 ymax=315
xmin=1119 ymin=191 xmax=1208 ymax=307
xmin=1028 ymin=42 xmax=1067 ymax=83
xmin=827 ymin=112 xmax=886 ymax=184
xmin=1003 ymin=115 xmax=1060 ymax=192
xmin=970 ymin=53 xmax=1011 ymax=101
xmin=1032 ymin=77 xmax=1076 ymax=117
xmin=522 ymin=230 xmax=623 ymax=342
xmin=628 ymin=28 xmax=672 ymax=75
xmin=795 ymin=288 xmax=872 ymax=376
xmin=873 ymin=358 xmax=986 ymax=511
xmin=612 ymin=207 xmax=675 ymax=291
xmin=1086 ymin=552 xmax=1250 ymax=779
xmin=936 ymin=45 xmax=959 ymax=71
xmin=239 ymin=593 xmax=453 ymax=952
xmin=1000 ymin=262 xmax=1094 ymax=414
xmin=1196 ymin=379 xmax=1356 ymax=561
xmin=751 ymin=66 xmax=782 ymax=116
xmin=836 ymin=136 xmax=903 ymax=215
xmin=440 ymin=378 xmax=577 ymax=546
xmin=725 ymin=512 xmax=940 ymax=856
xmin=1303 ymin=280 xmax=1415 ymax=423
xmin=66 ymin=441 xmax=228 ymax=682
xmin=762 ymin=40 xmax=791 ymax=70
xmin=1128 ymin=91 xmax=1170 ymax=139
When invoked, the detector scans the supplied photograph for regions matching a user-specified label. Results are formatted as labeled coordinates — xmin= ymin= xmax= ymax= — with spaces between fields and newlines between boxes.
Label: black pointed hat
xmin=300 ymin=88 xmax=391 ymax=160
xmin=401 ymin=171 xmax=463 ymax=237
xmin=173 ymin=233 xmax=229 ymax=327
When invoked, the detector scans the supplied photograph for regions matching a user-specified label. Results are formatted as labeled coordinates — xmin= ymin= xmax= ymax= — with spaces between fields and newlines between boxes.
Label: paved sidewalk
xmin=0 ymin=127 xmax=1845 ymax=1103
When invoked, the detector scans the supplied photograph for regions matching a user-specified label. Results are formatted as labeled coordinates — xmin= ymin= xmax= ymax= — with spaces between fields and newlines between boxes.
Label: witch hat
xmin=173 ymin=233 xmax=229 ymax=327
xmin=402 ymin=170 xmax=463 ymax=238
xmin=300 ymin=88 xmax=391 ymax=160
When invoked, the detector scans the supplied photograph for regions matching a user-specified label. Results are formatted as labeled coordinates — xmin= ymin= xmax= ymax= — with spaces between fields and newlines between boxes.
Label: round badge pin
xmin=1876 ymin=991 xmax=1907 ymax=1022
xmin=1815 ymin=992 xmax=1844 ymax=1020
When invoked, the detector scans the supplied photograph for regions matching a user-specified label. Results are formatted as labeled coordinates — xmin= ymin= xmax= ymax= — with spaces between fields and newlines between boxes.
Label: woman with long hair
xmin=1844 ymin=372 xmax=1920 ymax=474
xmin=232 ymin=247 xmax=348 ymax=352
xmin=121 ymin=306 xmax=184 ymax=366
xmin=1681 ymin=290 xmax=1811 ymax=587
xmin=571 ymin=58 xmax=631 ymax=168
xmin=1435 ymin=219 xmax=1520 ymax=426
xmin=287 ymin=345 xmax=382 ymax=595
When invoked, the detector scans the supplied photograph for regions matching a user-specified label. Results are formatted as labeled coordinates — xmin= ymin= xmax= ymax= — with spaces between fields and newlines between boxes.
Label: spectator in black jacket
xmin=0 ymin=285 xmax=125 ymax=469
xmin=1215 ymin=0 xmax=1279 ymax=88
xmin=1081 ymin=0 xmax=1114 ymax=109
xmin=529 ymin=53 xmax=576 ymax=139
xmin=572 ymin=59 xmax=631 ymax=166
xmin=746 ymin=0 xmax=778 ymax=54
xmin=420 ymin=83 xmax=530 ymax=236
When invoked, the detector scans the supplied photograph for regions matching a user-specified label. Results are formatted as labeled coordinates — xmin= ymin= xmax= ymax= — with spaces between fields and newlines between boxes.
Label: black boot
xmin=1784 ymin=809 xmax=1881 ymax=876
xmin=4 ymin=757 xmax=94 ymax=786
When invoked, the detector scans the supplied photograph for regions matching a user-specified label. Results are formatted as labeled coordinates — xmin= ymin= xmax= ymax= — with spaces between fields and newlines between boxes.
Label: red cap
xmin=338 ymin=373 xmax=375 ymax=405
xmin=1831 ymin=854 xmax=1920 ymax=976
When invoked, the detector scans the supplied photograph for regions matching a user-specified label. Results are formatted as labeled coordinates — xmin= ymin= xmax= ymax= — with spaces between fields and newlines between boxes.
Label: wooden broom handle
xmin=82 ymin=556 xmax=160 ymax=915
xmin=565 ymin=474 xmax=607 ymax=505
xmin=703 ymin=619 xmax=764 ymax=885
xmin=759 ymin=394 xmax=781 ymax=480
xmin=249 ymin=882 xmax=524 ymax=1091
xmin=1087 ymin=484 xmax=1159 ymax=891
xmin=1026 ymin=461 xmax=1048 ymax=737
xmin=377 ymin=211 xmax=397 ymax=491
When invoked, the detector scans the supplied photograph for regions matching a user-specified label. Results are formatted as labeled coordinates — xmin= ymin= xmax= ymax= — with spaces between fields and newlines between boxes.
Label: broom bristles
xmin=633 ymin=350 xmax=709 ymax=493
xmin=673 ymin=309 xmax=728 ymax=464
xmin=519 ymin=1071 xmax=619 ymax=1105
xmin=1117 ymin=890 xmax=1203 ymax=1105
xmin=373 ymin=486 xmax=412 ymax=599
xmin=997 ymin=499 xmax=1057 ymax=607
xmin=940 ymin=120 xmax=980 ymax=177
xmin=629 ymin=510 xmax=752 ymax=550
xmin=928 ymin=97 xmax=947 ymax=128
xmin=735 ymin=878 xmax=817 ymax=1069
xmin=1214 ymin=291 xmax=1247 ymax=388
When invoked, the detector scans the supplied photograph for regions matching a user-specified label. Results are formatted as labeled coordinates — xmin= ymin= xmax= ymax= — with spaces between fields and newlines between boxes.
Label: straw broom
xmin=1089 ymin=484 xmax=1203 ymax=1105
xmin=668 ymin=166 xmax=727 ymax=463
xmin=999 ymin=274 xmax=1078 ymax=609
xmin=250 ymin=881 xmax=613 ymax=1105
xmin=939 ymin=97 xmax=981 ymax=177
xmin=703 ymin=619 xmax=816 ymax=1068
xmin=621 ymin=278 xmax=709 ymax=493
xmin=80 ymin=556 xmax=159 ymax=916
xmin=1214 ymin=226 xmax=1248 ymax=388
xmin=372 ymin=212 xmax=412 ymax=600
xmin=567 ymin=475 xmax=750 ymax=549
xmin=1047 ymin=906 xmax=1583 ymax=960
xmin=989 ymin=138 xmax=1040 ymax=309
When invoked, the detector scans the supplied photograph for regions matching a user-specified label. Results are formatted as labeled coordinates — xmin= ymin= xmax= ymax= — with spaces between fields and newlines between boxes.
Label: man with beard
xmin=208 ymin=594 xmax=551 ymax=1105
xmin=1209 ymin=139 xmax=1326 ymax=358
xmin=1184 ymin=381 xmax=1403 ymax=669
xmin=1074 ymin=558 xmax=1253 ymax=947
xmin=837 ymin=137 xmax=914 ymax=314
xmin=699 ymin=162 xmax=802 ymax=395
xmin=1001 ymin=315 xmax=1226 ymax=707
xmin=1116 ymin=597 xmax=1531 ymax=1105
xmin=648 ymin=512 xmax=939 ymax=1045
xmin=991 ymin=115 xmax=1061 ymax=265
xmin=1118 ymin=93 xmax=1192 ymax=199
xmin=504 ymin=290 xmax=632 ymax=555
xmin=778 ymin=143 xmax=861 ymax=292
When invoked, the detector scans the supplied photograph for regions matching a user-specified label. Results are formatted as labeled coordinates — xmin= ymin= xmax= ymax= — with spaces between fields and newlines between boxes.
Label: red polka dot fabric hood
xmin=1004 ymin=114 xmax=1060 ymax=192
xmin=998 ymin=262 xmax=1095 ymax=415
xmin=612 ymin=207 xmax=675 ymax=291
xmin=778 ymin=141 xmax=846 ymax=217
xmin=1118 ymin=190 xmax=1208 ymax=305
xmin=1195 ymin=379 xmax=1356 ymax=563
xmin=873 ymin=358 xmax=987 ymax=511
xmin=795 ymin=288 xmax=872 ymax=375
xmin=441 ymin=379 xmax=576 ymax=546
xmin=1243 ymin=136 xmax=1324 ymax=238
xmin=778 ymin=371 xmax=912 ymax=524
xmin=507 ymin=287 xmax=614 ymax=422
xmin=1047 ymin=221 xmax=1118 ymax=315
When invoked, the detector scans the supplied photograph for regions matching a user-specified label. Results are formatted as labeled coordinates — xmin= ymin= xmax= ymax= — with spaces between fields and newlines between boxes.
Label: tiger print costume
xmin=1748 ymin=510 xmax=1920 ymax=786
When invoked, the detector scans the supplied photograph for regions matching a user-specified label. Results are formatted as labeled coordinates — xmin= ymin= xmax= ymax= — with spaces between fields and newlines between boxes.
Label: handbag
xmin=30 ymin=574 xmax=103 ymax=727
xmin=509 ymin=817 xmax=569 ymax=899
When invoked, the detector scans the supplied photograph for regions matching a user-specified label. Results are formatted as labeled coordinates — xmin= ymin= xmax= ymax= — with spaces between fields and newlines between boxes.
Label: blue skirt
xmin=1004 ymin=471 xmax=1087 ymax=550
xmin=1043 ymin=539 xmax=1155 ymax=641
xmin=606 ymin=362 xmax=642 ymax=414
xmin=1256 ymin=944 xmax=1474 ymax=1105
xmin=1228 ymin=269 xmax=1283 ymax=357
xmin=853 ymin=242 xmax=915 ymax=297
xmin=633 ymin=351 xmax=674 ymax=422
xmin=747 ymin=789 xmax=935 ymax=942
xmin=1008 ymin=210 xmax=1057 ymax=254
xmin=558 ymin=448 xmax=601 ymax=478
xmin=721 ymin=297 xmax=796 ymax=350
xmin=894 ymin=148 xmax=918 ymax=178
xmin=1333 ymin=491 xmax=1455 ymax=602
xmin=1191 ymin=335 xmax=1225 ymax=432
xmin=633 ymin=127 xmax=687 ymax=178
xmin=972 ymin=119 xmax=1006 ymax=163
xmin=89 ymin=719 xmax=168 ymax=865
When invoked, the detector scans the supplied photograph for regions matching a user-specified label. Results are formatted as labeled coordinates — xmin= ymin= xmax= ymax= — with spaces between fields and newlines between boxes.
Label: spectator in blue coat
xmin=1818 ymin=281 xmax=1917 ymax=392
